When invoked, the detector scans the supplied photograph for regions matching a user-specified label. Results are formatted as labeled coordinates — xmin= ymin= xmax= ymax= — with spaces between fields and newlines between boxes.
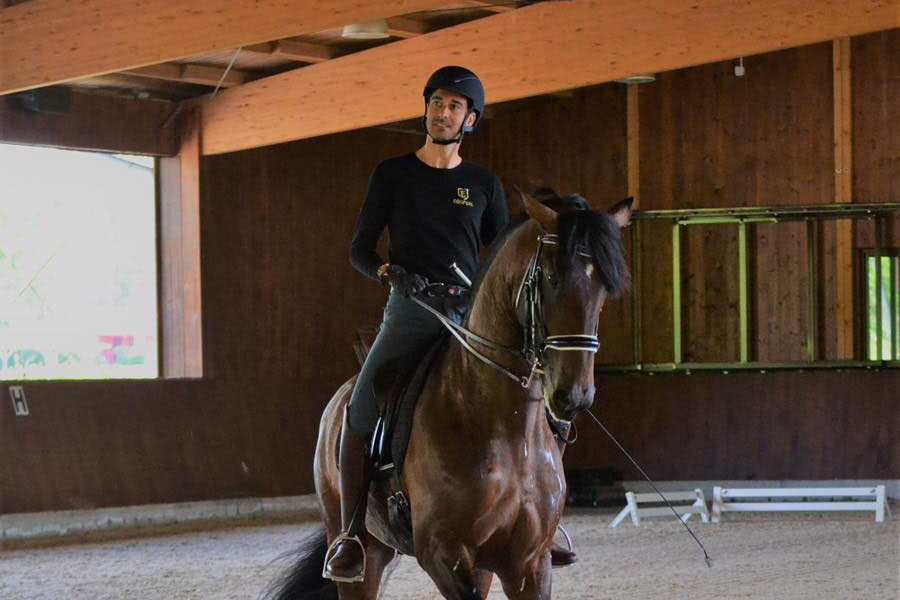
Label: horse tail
xmin=263 ymin=527 xmax=337 ymax=600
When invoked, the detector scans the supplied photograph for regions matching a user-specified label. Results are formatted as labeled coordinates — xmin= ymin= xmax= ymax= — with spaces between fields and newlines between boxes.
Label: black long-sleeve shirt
xmin=350 ymin=153 xmax=508 ymax=286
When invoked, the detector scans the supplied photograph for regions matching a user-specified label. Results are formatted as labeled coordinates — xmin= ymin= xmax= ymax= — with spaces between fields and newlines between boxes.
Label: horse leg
xmin=417 ymin=542 xmax=485 ymax=600
xmin=498 ymin=551 xmax=552 ymax=600
xmin=335 ymin=538 xmax=396 ymax=600
xmin=473 ymin=569 xmax=493 ymax=597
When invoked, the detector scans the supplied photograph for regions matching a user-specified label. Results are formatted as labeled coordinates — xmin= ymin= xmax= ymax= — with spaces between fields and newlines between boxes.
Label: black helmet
xmin=423 ymin=66 xmax=485 ymax=133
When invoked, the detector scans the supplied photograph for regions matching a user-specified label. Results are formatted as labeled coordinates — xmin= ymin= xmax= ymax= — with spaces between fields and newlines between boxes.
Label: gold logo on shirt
xmin=453 ymin=187 xmax=474 ymax=207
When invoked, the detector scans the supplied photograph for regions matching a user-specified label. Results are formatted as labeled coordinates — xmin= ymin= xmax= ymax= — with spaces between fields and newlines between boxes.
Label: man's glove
xmin=381 ymin=265 xmax=427 ymax=297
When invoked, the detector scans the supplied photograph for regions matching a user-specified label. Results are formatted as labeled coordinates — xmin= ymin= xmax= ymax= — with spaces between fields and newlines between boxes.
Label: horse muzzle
xmin=549 ymin=386 xmax=594 ymax=423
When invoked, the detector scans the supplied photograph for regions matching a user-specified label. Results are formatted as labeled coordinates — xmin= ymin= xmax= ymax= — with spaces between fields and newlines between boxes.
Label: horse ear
xmin=608 ymin=197 xmax=634 ymax=228
xmin=516 ymin=185 xmax=559 ymax=233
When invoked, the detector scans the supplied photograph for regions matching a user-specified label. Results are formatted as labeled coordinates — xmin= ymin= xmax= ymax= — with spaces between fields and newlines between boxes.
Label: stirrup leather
xmin=322 ymin=533 xmax=367 ymax=583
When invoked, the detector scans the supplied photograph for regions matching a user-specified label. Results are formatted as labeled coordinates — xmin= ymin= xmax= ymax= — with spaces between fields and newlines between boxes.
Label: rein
xmin=414 ymin=229 xmax=713 ymax=566
xmin=411 ymin=233 xmax=599 ymax=397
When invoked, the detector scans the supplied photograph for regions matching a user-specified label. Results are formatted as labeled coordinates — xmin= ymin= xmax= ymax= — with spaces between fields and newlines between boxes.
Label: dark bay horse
xmin=267 ymin=191 xmax=632 ymax=600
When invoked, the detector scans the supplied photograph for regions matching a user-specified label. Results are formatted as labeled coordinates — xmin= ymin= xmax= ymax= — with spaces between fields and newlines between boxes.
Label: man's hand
xmin=382 ymin=265 xmax=428 ymax=297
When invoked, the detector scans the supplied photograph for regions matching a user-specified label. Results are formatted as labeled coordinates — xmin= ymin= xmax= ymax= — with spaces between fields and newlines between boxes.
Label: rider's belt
xmin=425 ymin=283 xmax=468 ymax=297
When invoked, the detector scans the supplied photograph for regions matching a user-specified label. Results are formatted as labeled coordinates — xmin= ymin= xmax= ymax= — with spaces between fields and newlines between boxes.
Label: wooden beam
xmin=244 ymin=40 xmax=336 ymax=63
xmin=124 ymin=63 xmax=248 ymax=88
xmin=385 ymin=17 xmax=431 ymax=38
xmin=626 ymin=84 xmax=640 ymax=206
xmin=833 ymin=37 xmax=854 ymax=359
xmin=0 ymin=88 xmax=177 ymax=155
xmin=158 ymin=107 xmax=204 ymax=377
xmin=0 ymin=0 xmax=450 ymax=95
xmin=458 ymin=1 xmax=515 ymax=13
xmin=200 ymin=0 xmax=897 ymax=155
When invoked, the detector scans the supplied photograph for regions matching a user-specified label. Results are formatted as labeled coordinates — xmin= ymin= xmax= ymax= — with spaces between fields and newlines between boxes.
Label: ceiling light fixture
xmin=341 ymin=20 xmax=390 ymax=40
xmin=614 ymin=74 xmax=656 ymax=84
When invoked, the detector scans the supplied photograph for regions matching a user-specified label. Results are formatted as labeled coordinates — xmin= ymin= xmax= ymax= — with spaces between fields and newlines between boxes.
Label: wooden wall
xmin=568 ymin=370 xmax=899 ymax=481
xmin=1 ymin=31 xmax=897 ymax=514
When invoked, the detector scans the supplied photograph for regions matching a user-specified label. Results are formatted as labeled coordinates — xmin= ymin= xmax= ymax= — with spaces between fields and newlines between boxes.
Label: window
xmin=864 ymin=250 xmax=899 ymax=361
xmin=0 ymin=144 xmax=157 ymax=379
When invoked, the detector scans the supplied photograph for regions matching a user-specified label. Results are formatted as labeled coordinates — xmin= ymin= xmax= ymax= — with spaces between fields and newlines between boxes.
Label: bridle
xmin=415 ymin=232 xmax=714 ymax=566
xmin=411 ymin=233 xmax=600 ymax=407
xmin=516 ymin=234 xmax=600 ymax=368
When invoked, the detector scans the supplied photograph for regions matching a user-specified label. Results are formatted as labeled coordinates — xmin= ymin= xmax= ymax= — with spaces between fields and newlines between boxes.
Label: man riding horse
xmin=323 ymin=65 xmax=578 ymax=584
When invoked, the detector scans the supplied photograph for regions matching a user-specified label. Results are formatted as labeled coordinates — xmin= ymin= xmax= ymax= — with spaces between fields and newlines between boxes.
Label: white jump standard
xmin=711 ymin=485 xmax=889 ymax=523
xmin=609 ymin=489 xmax=710 ymax=527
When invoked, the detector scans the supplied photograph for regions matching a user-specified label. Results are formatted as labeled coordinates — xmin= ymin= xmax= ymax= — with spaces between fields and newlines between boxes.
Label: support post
xmin=672 ymin=222 xmax=682 ymax=364
xmin=158 ymin=106 xmax=204 ymax=377
xmin=738 ymin=221 xmax=748 ymax=363
xmin=627 ymin=84 xmax=641 ymax=366
xmin=806 ymin=220 xmax=818 ymax=361
xmin=833 ymin=37 xmax=854 ymax=359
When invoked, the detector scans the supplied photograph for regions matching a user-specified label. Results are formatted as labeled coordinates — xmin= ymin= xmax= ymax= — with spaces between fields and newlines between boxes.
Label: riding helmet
xmin=423 ymin=66 xmax=485 ymax=133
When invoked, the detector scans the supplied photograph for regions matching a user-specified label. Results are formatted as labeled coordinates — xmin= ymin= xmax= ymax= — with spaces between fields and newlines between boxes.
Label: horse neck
xmin=466 ymin=230 xmax=525 ymax=350
xmin=436 ymin=223 xmax=547 ymax=432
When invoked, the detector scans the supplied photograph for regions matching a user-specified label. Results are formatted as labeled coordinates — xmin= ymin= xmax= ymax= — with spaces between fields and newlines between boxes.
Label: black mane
xmin=556 ymin=199 xmax=630 ymax=297
xmin=466 ymin=190 xmax=630 ymax=313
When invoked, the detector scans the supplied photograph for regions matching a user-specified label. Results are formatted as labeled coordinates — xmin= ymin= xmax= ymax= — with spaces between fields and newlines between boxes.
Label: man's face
xmin=426 ymin=89 xmax=476 ymax=141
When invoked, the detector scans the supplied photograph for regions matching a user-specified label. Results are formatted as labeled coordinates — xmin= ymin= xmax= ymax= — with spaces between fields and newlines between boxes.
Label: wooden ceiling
xmin=1 ymin=0 xmax=897 ymax=155
xmin=0 ymin=0 xmax=517 ymax=101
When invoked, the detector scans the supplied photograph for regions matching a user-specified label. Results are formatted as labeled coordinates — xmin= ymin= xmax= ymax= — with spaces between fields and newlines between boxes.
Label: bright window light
xmin=865 ymin=251 xmax=899 ymax=361
xmin=0 ymin=144 xmax=157 ymax=379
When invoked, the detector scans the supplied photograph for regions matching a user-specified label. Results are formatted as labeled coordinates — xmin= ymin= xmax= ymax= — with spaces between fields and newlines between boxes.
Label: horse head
xmin=516 ymin=189 xmax=632 ymax=423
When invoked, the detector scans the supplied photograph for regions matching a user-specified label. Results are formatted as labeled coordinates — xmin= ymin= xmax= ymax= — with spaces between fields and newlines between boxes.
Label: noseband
xmin=412 ymin=233 xmax=599 ymax=391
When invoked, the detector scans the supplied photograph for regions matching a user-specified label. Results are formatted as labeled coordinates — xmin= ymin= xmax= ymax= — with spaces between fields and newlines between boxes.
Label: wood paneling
xmin=640 ymin=43 xmax=834 ymax=210
xmin=852 ymin=29 xmax=900 ymax=206
xmin=199 ymin=129 xmax=414 ymax=381
xmin=200 ymin=0 xmax=897 ymax=155
xmin=640 ymin=44 xmax=835 ymax=363
xmin=682 ymin=226 xmax=741 ymax=362
xmin=0 ymin=0 xmax=450 ymax=95
xmin=467 ymin=85 xmax=632 ymax=364
xmin=567 ymin=370 xmax=899 ymax=481
xmin=753 ymin=222 xmax=809 ymax=361
xmin=0 ymin=380 xmax=326 ymax=514
xmin=0 ymin=89 xmax=176 ymax=155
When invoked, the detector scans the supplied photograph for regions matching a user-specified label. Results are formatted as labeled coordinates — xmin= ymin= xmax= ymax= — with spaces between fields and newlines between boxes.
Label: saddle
xmin=340 ymin=296 xmax=462 ymax=554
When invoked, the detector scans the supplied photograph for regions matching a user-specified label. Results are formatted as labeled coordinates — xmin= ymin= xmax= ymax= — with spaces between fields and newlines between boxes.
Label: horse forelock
xmin=557 ymin=208 xmax=631 ymax=297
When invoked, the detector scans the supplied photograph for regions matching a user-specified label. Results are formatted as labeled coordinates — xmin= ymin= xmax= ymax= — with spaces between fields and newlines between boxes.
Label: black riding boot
xmin=550 ymin=423 xmax=577 ymax=568
xmin=322 ymin=414 xmax=371 ymax=583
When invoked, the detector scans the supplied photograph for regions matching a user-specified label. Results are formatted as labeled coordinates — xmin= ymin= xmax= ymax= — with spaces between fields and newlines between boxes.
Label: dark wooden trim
xmin=0 ymin=89 xmax=177 ymax=156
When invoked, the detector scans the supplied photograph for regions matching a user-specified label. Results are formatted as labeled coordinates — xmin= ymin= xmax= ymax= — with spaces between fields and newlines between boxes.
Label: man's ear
xmin=465 ymin=112 xmax=477 ymax=128
xmin=516 ymin=185 xmax=558 ymax=234
xmin=608 ymin=197 xmax=634 ymax=228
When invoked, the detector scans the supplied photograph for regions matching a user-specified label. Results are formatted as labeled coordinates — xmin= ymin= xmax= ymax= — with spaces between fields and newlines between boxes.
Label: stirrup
xmin=322 ymin=533 xmax=367 ymax=583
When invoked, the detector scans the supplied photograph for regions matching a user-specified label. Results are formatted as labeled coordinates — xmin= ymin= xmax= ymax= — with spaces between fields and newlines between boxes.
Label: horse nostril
xmin=552 ymin=389 xmax=571 ymax=406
